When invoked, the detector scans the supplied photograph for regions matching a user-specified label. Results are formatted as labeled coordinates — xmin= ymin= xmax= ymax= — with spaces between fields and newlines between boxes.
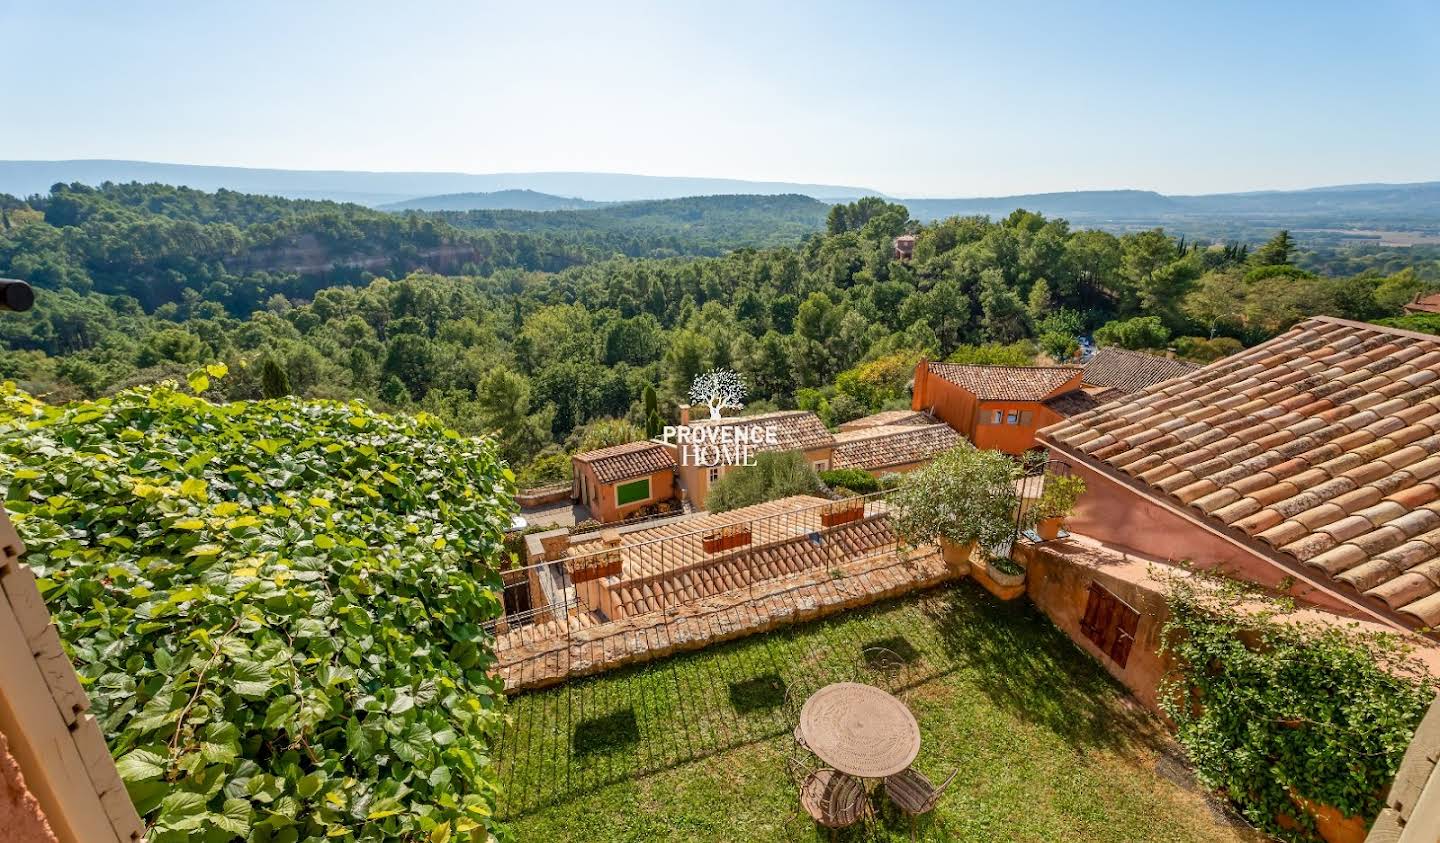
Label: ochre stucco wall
xmin=574 ymin=463 xmax=675 ymax=524
xmin=1059 ymin=457 xmax=1364 ymax=617
xmin=913 ymin=362 xmax=1073 ymax=455
xmin=0 ymin=729 xmax=57 ymax=843
xmin=970 ymin=400 xmax=1064 ymax=455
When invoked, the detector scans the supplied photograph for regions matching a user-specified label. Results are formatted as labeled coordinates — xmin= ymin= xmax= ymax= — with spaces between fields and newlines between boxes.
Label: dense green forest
xmin=413 ymin=193 xmax=831 ymax=254
xmin=2 ymin=183 xmax=1437 ymax=490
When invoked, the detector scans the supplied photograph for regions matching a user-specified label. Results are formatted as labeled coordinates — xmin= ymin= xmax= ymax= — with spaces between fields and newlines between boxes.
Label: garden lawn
xmin=497 ymin=584 xmax=1259 ymax=842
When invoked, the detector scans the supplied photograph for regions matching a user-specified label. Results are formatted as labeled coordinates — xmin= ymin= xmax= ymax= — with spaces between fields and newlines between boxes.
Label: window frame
xmin=614 ymin=476 xmax=652 ymax=507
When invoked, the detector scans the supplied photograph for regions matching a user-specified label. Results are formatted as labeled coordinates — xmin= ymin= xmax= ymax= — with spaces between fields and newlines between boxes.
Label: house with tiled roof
xmin=1038 ymin=348 xmax=1201 ymax=422
xmin=832 ymin=422 xmax=960 ymax=475
xmin=1404 ymin=292 xmax=1440 ymax=315
xmin=1038 ymin=315 xmax=1440 ymax=632
xmin=836 ymin=409 xmax=935 ymax=432
xmin=912 ymin=361 xmax=1083 ymax=454
xmin=1080 ymin=346 xmax=1202 ymax=395
xmin=571 ymin=440 xmax=677 ymax=523
xmin=661 ymin=408 xmax=835 ymax=507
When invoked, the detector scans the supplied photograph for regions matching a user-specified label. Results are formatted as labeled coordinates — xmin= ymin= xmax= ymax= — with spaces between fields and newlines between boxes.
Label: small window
xmin=1079 ymin=582 xmax=1140 ymax=668
xmin=707 ymin=467 xmax=721 ymax=484
xmin=1020 ymin=411 xmax=1034 ymax=426
xmin=813 ymin=460 xmax=829 ymax=472
xmin=1006 ymin=411 xmax=1020 ymax=425
xmin=987 ymin=410 xmax=1004 ymax=425
xmin=615 ymin=477 xmax=651 ymax=506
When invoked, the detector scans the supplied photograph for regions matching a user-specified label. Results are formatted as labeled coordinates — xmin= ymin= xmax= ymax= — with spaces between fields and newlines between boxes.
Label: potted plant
xmin=890 ymin=444 xmax=1025 ymax=575
xmin=1032 ymin=474 xmax=1086 ymax=541
xmin=985 ymin=553 xmax=1026 ymax=588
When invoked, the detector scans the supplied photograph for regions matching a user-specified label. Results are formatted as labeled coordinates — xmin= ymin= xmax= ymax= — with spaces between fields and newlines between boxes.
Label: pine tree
xmin=1251 ymin=230 xmax=1295 ymax=266
xmin=260 ymin=357 xmax=291 ymax=399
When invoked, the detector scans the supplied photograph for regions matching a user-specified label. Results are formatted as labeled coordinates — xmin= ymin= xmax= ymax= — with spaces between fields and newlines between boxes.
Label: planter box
xmin=703 ymin=526 xmax=752 ymax=554
xmin=567 ymin=550 xmax=622 ymax=583
xmin=986 ymin=561 xmax=1026 ymax=588
xmin=820 ymin=502 xmax=865 ymax=527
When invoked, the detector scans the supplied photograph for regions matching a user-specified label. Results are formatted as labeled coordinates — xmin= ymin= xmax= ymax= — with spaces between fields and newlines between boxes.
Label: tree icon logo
xmin=688 ymin=369 xmax=746 ymax=420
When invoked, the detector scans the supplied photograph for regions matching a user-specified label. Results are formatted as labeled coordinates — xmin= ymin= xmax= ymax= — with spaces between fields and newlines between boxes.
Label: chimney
xmin=679 ymin=404 xmax=691 ymax=426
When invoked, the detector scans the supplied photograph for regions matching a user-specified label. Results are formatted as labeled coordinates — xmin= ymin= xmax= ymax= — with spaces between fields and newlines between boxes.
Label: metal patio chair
xmin=786 ymin=755 xmax=867 ymax=841
xmin=883 ymin=765 xmax=961 ymax=842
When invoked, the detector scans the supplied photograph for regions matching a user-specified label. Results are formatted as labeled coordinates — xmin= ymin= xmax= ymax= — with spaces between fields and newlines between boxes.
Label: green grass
xmin=496 ymin=585 xmax=1257 ymax=842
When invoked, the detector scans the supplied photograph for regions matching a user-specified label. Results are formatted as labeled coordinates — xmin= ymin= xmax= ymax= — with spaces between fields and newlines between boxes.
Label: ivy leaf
xmin=115 ymin=748 xmax=168 ymax=782
xmin=264 ymin=695 xmax=300 ymax=732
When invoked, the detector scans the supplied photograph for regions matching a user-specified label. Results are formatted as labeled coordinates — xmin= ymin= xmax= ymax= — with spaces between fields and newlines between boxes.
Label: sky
xmin=3 ymin=0 xmax=1438 ymax=197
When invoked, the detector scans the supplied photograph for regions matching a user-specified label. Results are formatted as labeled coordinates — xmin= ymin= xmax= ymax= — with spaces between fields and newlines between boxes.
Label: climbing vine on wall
xmin=1158 ymin=575 xmax=1434 ymax=841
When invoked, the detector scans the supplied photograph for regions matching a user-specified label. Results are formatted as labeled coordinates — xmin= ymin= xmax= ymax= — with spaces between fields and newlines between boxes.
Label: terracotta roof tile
xmin=1039 ymin=316 xmax=1440 ymax=631
xmin=832 ymin=423 xmax=960 ymax=471
xmin=573 ymin=440 xmax=677 ymax=484
xmin=926 ymin=363 xmax=1081 ymax=402
xmin=836 ymin=410 xmax=935 ymax=431
xmin=1079 ymin=347 xmax=1201 ymax=394
xmin=681 ymin=410 xmax=834 ymax=453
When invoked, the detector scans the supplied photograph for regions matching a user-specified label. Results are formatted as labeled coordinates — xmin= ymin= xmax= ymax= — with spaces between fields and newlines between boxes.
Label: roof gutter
xmin=1037 ymin=431 xmax=1429 ymax=637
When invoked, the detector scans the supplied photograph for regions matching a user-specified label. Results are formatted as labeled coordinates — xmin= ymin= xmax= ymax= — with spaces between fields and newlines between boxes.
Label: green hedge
xmin=818 ymin=468 xmax=880 ymax=495
xmin=0 ymin=375 xmax=513 ymax=842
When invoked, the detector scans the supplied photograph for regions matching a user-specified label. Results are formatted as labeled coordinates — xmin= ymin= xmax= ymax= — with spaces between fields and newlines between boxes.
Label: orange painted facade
xmin=572 ymin=462 xmax=676 ymax=523
xmin=911 ymin=362 xmax=1078 ymax=455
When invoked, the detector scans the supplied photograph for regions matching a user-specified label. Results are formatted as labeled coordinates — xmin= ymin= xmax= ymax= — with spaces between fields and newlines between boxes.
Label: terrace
xmin=495 ymin=585 xmax=1255 ymax=841
xmin=488 ymin=466 xmax=1263 ymax=841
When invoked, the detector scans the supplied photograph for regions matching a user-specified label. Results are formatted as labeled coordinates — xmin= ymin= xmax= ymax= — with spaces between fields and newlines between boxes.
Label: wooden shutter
xmin=1079 ymin=582 xmax=1140 ymax=669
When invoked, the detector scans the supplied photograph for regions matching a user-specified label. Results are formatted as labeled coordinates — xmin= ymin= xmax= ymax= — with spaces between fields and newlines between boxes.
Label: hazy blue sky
xmin=3 ymin=1 xmax=1437 ymax=197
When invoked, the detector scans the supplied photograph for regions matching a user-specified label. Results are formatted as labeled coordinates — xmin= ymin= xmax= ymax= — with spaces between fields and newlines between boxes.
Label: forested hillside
xmin=4 ymin=186 xmax=1436 ymax=493
xmin=423 ymin=193 xmax=831 ymax=253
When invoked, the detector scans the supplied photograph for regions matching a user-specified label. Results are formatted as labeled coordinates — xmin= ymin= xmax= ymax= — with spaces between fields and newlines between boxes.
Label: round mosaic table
xmin=798 ymin=682 xmax=921 ymax=779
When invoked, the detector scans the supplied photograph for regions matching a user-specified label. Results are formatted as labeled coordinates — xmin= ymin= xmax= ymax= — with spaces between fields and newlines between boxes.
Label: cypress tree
xmin=260 ymin=357 xmax=291 ymax=399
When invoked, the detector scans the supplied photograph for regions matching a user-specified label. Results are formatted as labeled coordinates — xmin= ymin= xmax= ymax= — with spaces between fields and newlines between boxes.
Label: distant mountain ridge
xmin=3 ymin=159 xmax=1437 ymax=233
xmin=379 ymin=189 xmax=605 ymax=212
xmin=0 ymin=160 xmax=882 ymax=205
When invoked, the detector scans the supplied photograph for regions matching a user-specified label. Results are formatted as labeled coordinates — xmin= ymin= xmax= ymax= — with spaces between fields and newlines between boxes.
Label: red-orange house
xmin=912 ymin=362 xmax=1082 ymax=454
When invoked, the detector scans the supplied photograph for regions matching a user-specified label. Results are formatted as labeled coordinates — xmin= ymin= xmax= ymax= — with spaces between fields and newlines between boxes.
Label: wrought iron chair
xmin=882 ymin=766 xmax=961 ymax=842
xmin=786 ymin=755 xmax=868 ymax=841
xmin=857 ymin=645 xmax=908 ymax=694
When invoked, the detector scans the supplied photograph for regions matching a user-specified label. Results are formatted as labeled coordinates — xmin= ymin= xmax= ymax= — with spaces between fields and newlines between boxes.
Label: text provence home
xmin=662 ymin=423 xmax=779 ymax=467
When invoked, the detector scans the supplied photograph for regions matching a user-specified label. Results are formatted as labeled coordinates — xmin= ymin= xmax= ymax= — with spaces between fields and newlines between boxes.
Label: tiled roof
xmin=564 ymin=495 xmax=896 ymax=615
xmin=1082 ymin=347 xmax=1201 ymax=394
xmin=833 ymin=423 xmax=960 ymax=471
xmin=1044 ymin=387 xmax=1124 ymax=418
xmin=927 ymin=363 xmax=1081 ymax=402
xmin=572 ymin=440 xmax=676 ymax=484
xmin=1406 ymin=293 xmax=1440 ymax=314
xmin=1040 ymin=315 xmax=1440 ymax=629
xmin=683 ymin=410 xmax=834 ymax=453
xmin=837 ymin=410 xmax=934 ymax=431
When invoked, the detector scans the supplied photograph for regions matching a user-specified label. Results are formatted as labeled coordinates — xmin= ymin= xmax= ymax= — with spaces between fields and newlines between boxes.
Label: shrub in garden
xmin=0 ymin=373 xmax=514 ymax=842
xmin=818 ymin=468 xmax=879 ymax=495
xmin=890 ymin=443 xmax=1024 ymax=549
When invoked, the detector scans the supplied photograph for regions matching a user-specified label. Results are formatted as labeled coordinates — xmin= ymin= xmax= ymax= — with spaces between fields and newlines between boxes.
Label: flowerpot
xmin=986 ymin=560 xmax=1026 ymax=588
xmin=939 ymin=539 xmax=974 ymax=575
xmin=1037 ymin=516 xmax=1063 ymax=541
